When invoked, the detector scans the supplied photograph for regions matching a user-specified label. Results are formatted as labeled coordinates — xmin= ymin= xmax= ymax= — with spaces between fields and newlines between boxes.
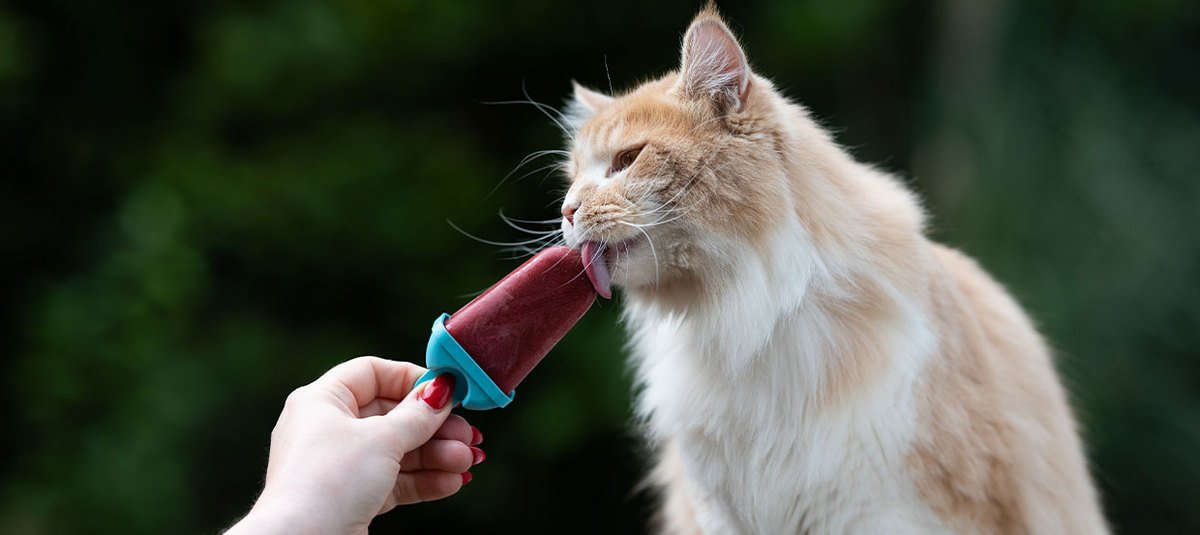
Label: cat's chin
xmin=610 ymin=242 xmax=703 ymax=298
xmin=577 ymin=233 xmax=700 ymax=298
xmin=581 ymin=236 xmax=644 ymax=298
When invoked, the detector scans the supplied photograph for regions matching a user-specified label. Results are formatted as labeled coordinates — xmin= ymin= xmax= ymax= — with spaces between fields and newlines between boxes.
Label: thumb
xmin=382 ymin=373 xmax=456 ymax=454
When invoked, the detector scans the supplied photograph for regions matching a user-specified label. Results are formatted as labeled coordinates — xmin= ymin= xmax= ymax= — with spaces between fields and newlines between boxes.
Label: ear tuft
xmin=677 ymin=13 xmax=750 ymax=115
xmin=565 ymin=81 xmax=613 ymax=130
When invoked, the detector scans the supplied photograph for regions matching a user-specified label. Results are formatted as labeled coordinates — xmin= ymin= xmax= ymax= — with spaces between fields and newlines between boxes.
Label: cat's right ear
xmin=566 ymin=80 xmax=613 ymax=130
xmin=677 ymin=10 xmax=750 ymax=115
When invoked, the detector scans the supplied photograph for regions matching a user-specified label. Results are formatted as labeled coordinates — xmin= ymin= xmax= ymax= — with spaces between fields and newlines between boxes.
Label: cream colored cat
xmin=557 ymin=6 xmax=1107 ymax=535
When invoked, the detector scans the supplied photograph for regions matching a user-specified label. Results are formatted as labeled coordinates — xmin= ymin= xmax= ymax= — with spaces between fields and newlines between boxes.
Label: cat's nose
xmin=561 ymin=203 xmax=579 ymax=225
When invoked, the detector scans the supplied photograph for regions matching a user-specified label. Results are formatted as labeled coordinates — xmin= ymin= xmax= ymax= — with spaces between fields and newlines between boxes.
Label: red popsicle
xmin=444 ymin=246 xmax=597 ymax=393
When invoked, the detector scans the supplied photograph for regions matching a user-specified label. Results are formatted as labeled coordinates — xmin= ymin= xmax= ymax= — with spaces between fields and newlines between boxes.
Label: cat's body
xmin=559 ymin=8 xmax=1106 ymax=534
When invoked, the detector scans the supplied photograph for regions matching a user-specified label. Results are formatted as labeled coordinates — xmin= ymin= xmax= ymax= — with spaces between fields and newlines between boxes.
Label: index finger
xmin=313 ymin=356 xmax=427 ymax=410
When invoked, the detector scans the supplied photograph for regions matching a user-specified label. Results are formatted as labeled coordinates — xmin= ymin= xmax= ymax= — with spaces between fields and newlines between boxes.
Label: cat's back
xmin=907 ymin=242 xmax=1108 ymax=534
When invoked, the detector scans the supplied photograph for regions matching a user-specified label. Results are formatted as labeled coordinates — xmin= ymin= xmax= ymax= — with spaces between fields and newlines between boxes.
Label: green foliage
xmin=1 ymin=0 xmax=1197 ymax=533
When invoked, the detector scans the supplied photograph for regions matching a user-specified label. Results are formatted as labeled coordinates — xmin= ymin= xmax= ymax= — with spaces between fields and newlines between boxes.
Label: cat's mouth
xmin=580 ymin=238 xmax=640 ymax=299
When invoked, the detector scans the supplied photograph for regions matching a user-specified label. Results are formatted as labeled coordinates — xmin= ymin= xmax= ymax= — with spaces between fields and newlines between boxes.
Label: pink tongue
xmin=581 ymin=241 xmax=612 ymax=299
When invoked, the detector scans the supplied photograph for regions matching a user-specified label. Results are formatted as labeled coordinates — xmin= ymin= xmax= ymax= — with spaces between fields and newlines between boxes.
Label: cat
xmin=556 ymin=6 xmax=1108 ymax=534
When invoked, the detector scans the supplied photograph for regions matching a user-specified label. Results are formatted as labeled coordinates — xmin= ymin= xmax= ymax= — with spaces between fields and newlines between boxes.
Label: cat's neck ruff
xmin=623 ymin=200 xmax=934 ymax=407
xmin=622 ymin=209 xmax=945 ymax=532
xmin=627 ymin=212 xmax=816 ymax=365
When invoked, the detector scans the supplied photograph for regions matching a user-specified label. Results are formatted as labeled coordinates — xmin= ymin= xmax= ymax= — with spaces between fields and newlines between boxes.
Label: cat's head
xmin=561 ymin=8 xmax=795 ymax=300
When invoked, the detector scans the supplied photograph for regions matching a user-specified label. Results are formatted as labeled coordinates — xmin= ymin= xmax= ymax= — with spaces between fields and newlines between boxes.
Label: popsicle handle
xmin=415 ymin=314 xmax=516 ymax=411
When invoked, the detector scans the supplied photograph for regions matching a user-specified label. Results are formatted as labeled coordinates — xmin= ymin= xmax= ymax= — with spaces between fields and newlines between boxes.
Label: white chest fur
xmin=624 ymin=226 xmax=950 ymax=534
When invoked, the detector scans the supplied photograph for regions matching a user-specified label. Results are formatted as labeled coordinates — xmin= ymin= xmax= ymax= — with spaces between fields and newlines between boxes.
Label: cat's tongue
xmin=582 ymin=241 xmax=612 ymax=299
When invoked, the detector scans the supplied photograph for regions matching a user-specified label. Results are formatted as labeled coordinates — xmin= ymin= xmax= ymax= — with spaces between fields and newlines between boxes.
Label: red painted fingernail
xmin=471 ymin=447 xmax=485 ymax=465
xmin=470 ymin=426 xmax=483 ymax=445
xmin=421 ymin=374 xmax=455 ymax=410
xmin=461 ymin=471 xmax=473 ymax=485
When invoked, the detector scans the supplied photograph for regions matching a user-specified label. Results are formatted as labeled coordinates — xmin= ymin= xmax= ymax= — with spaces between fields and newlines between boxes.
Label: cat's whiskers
xmin=524 ymin=161 xmax=570 ymax=183
xmin=480 ymin=83 xmax=576 ymax=142
xmin=498 ymin=211 xmax=564 ymax=236
xmin=521 ymin=83 xmax=577 ymax=140
xmin=490 ymin=209 xmax=568 ymax=259
xmin=498 ymin=213 xmax=565 ymax=225
xmin=481 ymin=84 xmax=579 ymax=198
xmin=490 ymin=150 xmax=570 ymax=197
xmin=447 ymin=220 xmax=562 ymax=248
xmin=630 ymin=200 xmax=704 ymax=229
xmin=500 ymin=232 xmax=566 ymax=259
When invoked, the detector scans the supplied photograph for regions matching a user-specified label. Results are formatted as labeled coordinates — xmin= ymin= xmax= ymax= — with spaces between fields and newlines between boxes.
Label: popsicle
xmin=417 ymin=246 xmax=598 ymax=410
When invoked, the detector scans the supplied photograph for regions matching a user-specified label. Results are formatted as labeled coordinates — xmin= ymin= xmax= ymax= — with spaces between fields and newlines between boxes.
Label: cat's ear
xmin=677 ymin=11 xmax=750 ymax=115
xmin=566 ymin=81 xmax=613 ymax=130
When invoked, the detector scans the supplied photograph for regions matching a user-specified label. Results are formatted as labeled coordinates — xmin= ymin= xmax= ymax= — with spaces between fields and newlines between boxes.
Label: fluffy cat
xmin=557 ymin=7 xmax=1107 ymax=535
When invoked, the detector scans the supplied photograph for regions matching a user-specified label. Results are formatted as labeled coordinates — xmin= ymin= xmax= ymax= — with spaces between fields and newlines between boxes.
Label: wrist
xmin=225 ymin=504 xmax=294 ymax=535
xmin=228 ymin=489 xmax=349 ymax=535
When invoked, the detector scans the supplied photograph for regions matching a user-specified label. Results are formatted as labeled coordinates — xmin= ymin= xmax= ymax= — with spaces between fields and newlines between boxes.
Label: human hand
xmin=227 ymin=357 xmax=484 ymax=535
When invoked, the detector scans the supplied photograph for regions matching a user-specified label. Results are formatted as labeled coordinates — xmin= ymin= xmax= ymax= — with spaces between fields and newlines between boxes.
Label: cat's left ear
xmin=677 ymin=12 xmax=751 ymax=115
xmin=566 ymin=81 xmax=614 ymax=129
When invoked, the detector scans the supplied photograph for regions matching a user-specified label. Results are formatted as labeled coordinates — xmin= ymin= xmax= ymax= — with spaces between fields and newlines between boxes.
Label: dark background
xmin=2 ymin=0 xmax=1198 ymax=533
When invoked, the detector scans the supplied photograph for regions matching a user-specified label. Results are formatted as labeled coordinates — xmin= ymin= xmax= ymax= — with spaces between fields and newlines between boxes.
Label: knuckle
xmin=283 ymin=386 xmax=311 ymax=408
xmin=393 ymin=407 xmax=437 ymax=442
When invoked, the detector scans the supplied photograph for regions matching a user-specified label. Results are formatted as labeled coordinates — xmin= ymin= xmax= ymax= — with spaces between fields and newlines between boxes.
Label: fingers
xmin=312 ymin=356 xmax=426 ymax=410
xmin=378 ymin=373 xmax=456 ymax=454
xmin=361 ymin=404 xmax=478 ymax=448
xmin=399 ymin=439 xmax=477 ymax=473
xmin=377 ymin=411 xmax=476 ymax=445
xmin=388 ymin=471 xmax=470 ymax=508
xmin=433 ymin=414 xmax=473 ymax=443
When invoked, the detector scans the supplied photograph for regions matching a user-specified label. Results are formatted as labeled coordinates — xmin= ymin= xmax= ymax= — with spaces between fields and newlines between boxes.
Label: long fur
xmin=558 ymin=8 xmax=1107 ymax=534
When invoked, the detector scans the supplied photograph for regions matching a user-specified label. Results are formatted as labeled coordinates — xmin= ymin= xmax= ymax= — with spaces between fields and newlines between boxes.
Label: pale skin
xmin=226 ymin=357 xmax=483 ymax=535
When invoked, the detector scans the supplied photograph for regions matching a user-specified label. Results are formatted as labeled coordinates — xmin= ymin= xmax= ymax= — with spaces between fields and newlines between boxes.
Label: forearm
xmin=225 ymin=491 xmax=349 ymax=535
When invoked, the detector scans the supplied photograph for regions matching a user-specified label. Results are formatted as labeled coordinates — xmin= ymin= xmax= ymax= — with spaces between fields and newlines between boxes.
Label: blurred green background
xmin=1 ymin=0 xmax=1197 ymax=533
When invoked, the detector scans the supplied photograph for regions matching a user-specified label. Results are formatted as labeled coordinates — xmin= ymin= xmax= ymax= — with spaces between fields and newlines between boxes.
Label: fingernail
xmin=461 ymin=471 xmax=473 ymax=485
xmin=421 ymin=374 xmax=455 ymax=410
xmin=470 ymin=426 xmax=483 ymax=446
xmin=471 ymin=447 xmax=486 ymax=465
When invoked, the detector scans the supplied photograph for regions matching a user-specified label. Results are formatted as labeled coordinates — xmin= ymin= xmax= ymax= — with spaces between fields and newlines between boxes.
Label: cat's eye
xmin=607 ymin=145 xmax=644 ymax=177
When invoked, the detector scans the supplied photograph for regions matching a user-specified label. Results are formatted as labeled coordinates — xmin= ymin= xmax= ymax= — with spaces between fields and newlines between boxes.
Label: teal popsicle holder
xmin=415 ymin=314 xmax=515 ymax=410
